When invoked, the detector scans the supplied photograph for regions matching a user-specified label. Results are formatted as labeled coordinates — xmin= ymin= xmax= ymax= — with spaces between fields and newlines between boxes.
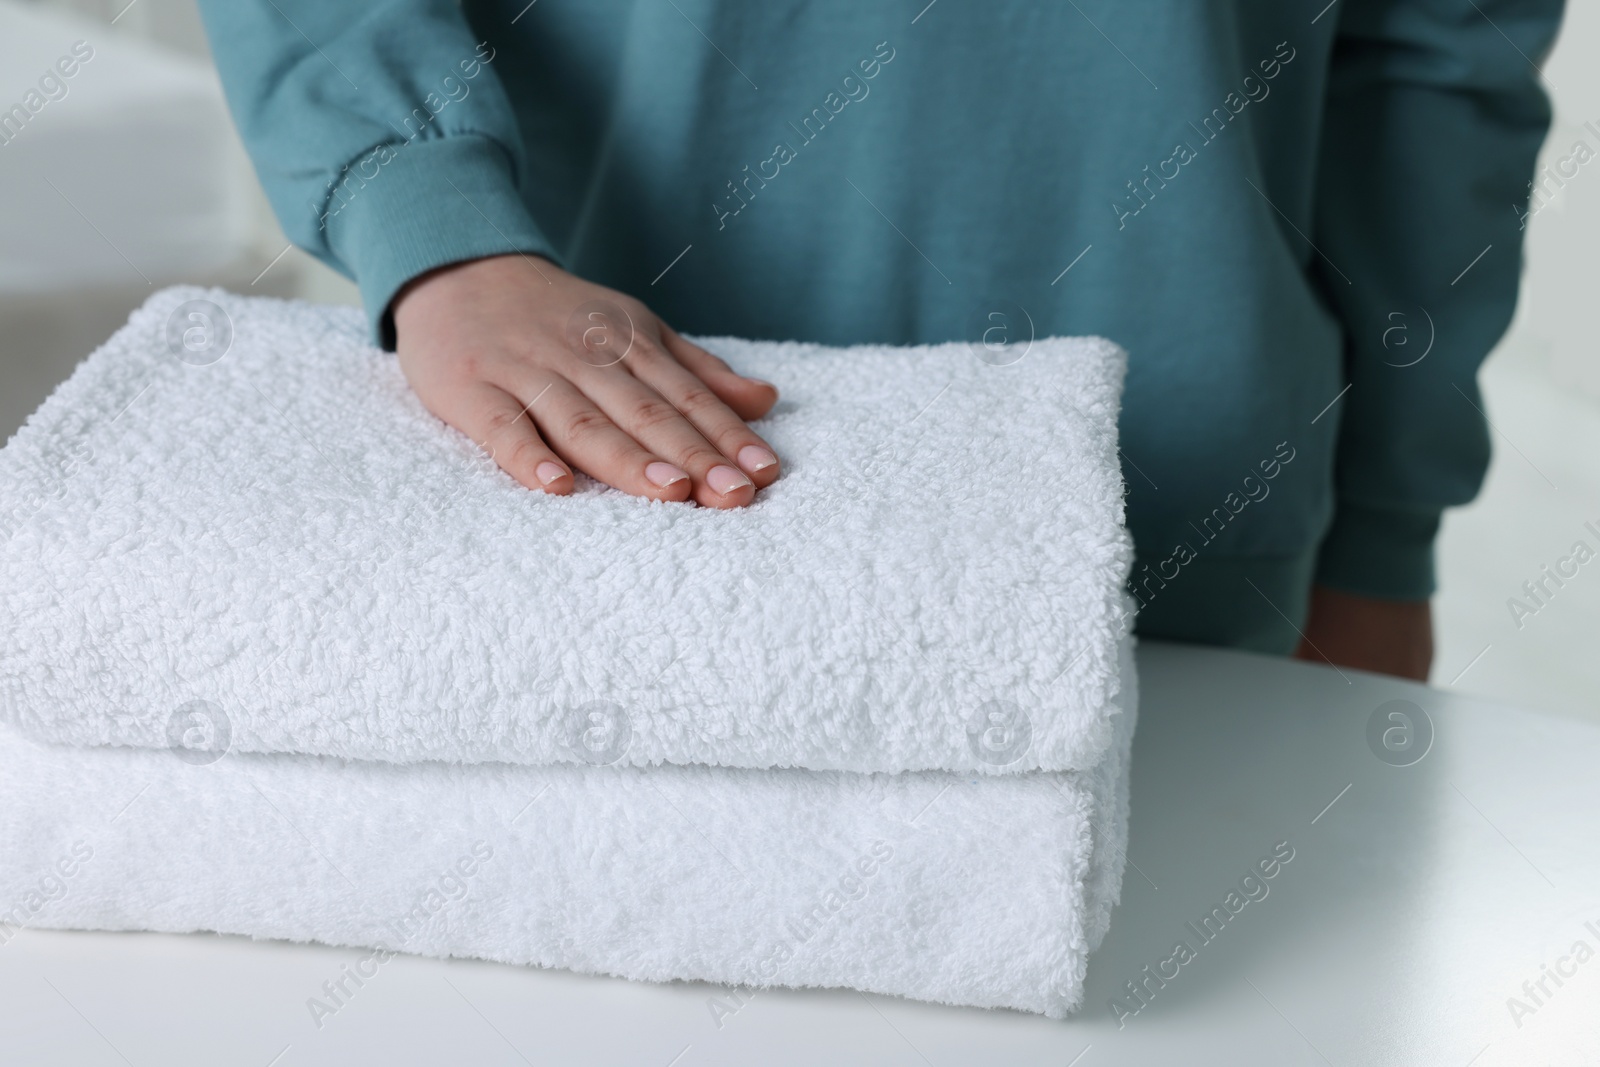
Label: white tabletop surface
xmin=3 ymin=641 xmax=1596 ymax=1066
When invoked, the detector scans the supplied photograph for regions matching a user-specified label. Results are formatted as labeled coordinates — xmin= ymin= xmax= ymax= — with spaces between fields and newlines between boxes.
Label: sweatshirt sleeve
xmin=194 ymin=1 xmax=560 ymax=347
xmin=1310 ymin=0 xmax=1563 ymax=599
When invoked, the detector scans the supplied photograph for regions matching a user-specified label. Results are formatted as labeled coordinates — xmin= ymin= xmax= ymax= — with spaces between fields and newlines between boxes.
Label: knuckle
xmin=502 ymin=434 xmax=547 ymax=473
xmin=629 ymin=396 xmax=683 ymax=432
xmin=678 ymin=444 xmax=726 ymax=471
xmin=675 ymin=384 xmax=724 ymax=417
xmin=453 ymin=349 xmax=491 ymax=380
xmin=629 ymin=336 xmax=667 ymax=361
xmin=481 ymin=406 xmax=526 ymax=440
xmin=451 ymin=351 xmax=480 ymax=382
xmin=560 ymin=407 xmax=613 ymax=445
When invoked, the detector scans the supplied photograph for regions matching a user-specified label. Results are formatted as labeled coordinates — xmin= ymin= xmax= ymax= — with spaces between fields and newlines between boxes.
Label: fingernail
xmin=746 ymin=377 xmax=777 ymax=390
xmin=646 ymin=462 xmax=690 ymax=488
xmin=536 ymin=462 xmax=568 ymax=486
xmin=707 ymin=464 xmax=753 ymax=496
xmin=737 ymin=445 xmax=778 ymax=474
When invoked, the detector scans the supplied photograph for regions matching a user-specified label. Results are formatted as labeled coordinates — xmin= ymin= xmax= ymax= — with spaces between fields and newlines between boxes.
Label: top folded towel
xmin=0 ymin=287 xmax=1132 ymax=774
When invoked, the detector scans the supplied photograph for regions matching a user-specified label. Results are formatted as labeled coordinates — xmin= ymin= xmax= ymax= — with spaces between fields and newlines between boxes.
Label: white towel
xmin=0 ymin=287 xmax=1132 ymax=775
xmin=0 ymin=639 xmax=1135 ymax=1019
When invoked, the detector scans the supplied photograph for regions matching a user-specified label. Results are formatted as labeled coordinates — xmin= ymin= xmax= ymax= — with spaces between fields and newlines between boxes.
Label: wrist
xmin=391 ymin=254 xmax=561 ymax=338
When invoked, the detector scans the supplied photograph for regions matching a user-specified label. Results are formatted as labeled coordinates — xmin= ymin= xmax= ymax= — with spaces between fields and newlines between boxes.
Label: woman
xmin=196 ymin=0 xmax=1564 ymax=679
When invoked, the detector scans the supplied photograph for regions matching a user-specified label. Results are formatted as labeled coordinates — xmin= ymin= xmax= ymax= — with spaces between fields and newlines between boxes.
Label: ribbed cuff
xmin=1313 ymin=500 xmax=1442 ymax=601
xmin=323 ymin=133 xmax=561 ymax=349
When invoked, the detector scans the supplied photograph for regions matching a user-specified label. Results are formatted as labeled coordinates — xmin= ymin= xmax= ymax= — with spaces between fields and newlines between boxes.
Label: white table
xmin=3 ymin=642 xmax=1596 ymax=1065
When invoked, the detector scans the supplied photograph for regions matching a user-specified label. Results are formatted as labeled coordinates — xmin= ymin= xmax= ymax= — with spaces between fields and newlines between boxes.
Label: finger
xmin=569 ymin=353 xmax=758 ymax=509
xmin=659 ymin=326 xmax=779 ymax=422
xmin=514 ymin=376 xmax=694 ymax=503
xmin=624 ymin=339 xmax=781 ymax=489
xmin=449 ymin=383 xmax=574 ymax=495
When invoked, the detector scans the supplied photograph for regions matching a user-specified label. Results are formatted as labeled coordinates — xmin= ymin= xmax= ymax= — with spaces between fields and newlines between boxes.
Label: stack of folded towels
xmin=0 ymin=287 xmax=1135 ymax=1017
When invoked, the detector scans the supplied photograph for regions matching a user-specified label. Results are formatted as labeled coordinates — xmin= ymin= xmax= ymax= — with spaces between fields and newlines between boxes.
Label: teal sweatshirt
xmin=195 ymin=0 xmax=1562 ymax=653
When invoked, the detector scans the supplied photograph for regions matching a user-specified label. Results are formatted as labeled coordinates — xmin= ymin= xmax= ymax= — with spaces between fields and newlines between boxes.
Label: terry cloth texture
xmin=0 ymin=287 xmax=1133 ymax=775
xmin=0 ymin=639 xmax=1136 ymax=1019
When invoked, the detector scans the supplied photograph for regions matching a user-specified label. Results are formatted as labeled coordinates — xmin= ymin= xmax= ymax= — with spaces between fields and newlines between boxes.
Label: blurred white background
xmin=1 ymin=0 xmax=1595 ymax=719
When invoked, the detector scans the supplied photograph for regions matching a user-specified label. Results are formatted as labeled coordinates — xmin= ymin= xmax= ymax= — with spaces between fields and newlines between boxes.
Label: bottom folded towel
xmin=0 ymin=649 xmax=1134 ymax=1018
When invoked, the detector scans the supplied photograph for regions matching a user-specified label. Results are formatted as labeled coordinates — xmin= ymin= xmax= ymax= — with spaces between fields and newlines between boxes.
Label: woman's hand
xmin=392 ymin=253 xmax=780 ymax=508
xmin=1293 ymin=584 xmax=1433 ymax=681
